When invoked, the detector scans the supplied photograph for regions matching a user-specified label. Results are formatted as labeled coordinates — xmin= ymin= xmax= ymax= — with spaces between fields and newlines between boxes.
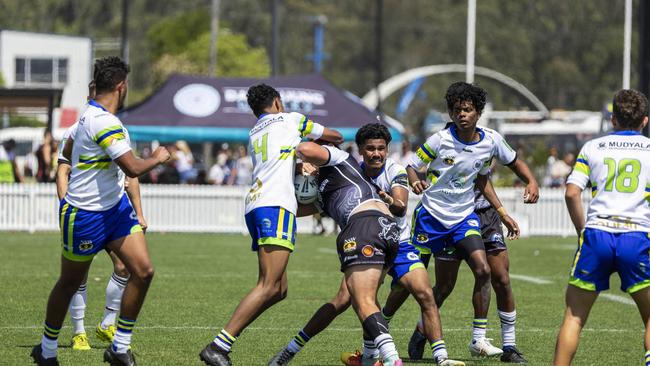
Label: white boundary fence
xmin=0 ymin=184 xmax=589 ymax=236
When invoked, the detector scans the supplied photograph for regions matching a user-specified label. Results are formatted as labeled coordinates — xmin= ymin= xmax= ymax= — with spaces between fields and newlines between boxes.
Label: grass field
xmin=2 ymin=233 xmax=645 ymax=365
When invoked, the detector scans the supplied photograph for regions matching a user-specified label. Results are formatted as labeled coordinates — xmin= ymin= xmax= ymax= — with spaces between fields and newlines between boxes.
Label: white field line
xmin=509 ymin=274 xmax=553 ymax=284
xmin=600 ymin=293 xmax=635 ymax=305
xmin=0 ymin=325 xmax=637 ymax=333
xmin=317 ymin=247 xmax=338 ymax=254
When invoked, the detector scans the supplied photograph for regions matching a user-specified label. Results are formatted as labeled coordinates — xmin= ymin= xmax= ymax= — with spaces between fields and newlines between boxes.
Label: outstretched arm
xmin=507 ymin=158 xmax=539 ymax=203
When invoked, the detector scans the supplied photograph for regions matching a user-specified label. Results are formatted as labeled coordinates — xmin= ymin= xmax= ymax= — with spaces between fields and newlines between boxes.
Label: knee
xmin=113 ymin=262 xmax=129 ymax=278
xmin=433 ymin=282 xmax=454 ymax=300
xmin=412 ymin=286 xmax=436 ymax=308
xmin=491 ymin=273 xmax=511 ymax=290
xmin=331 ymin=293 xmax=352 ymax=313
xmin=131 ymin=265 xmax=155 ymax=284
xmin=473 ymin=263 xmax=491 ymax=282
xmin=260 ymin=281 xmax=286 ymax=302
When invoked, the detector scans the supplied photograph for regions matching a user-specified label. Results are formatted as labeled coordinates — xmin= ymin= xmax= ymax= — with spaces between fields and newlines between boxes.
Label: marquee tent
xmin=120 ymin=74 xmax=403 ymax=142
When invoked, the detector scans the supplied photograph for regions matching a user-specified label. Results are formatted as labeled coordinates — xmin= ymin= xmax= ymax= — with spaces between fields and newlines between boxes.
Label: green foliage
xmin=147 ymin=10 xmax=210 ymax=59
xmin=9 ymin=114 xmax=46 ymax=128
xmin=151 ymin=28 xmax=270 ymax=85
xmin=0 ymin=72 xmax=5 ymax=87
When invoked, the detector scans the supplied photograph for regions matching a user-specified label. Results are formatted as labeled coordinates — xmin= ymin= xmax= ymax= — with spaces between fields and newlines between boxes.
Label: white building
xmin=0 ymin=30 xmax=92 ymax=131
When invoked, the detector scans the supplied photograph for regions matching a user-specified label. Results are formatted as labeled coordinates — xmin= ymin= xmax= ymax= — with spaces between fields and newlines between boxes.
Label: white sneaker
xmin=468 ymin=338 xmax=503 ymax=357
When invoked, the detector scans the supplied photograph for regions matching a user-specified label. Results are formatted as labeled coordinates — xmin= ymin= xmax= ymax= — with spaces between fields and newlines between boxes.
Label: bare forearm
xmin=565 ymin=187 xmax=585 ymax=234
xmin=55 ymin=165 xmax=70 ymax=200
xmin=125 ymin=177 xmax=144 ymax=217
xmin=510 ymin=159 xmax=536 ymax=185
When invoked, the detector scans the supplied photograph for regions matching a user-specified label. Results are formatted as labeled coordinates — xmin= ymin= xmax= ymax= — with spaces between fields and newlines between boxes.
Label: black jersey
xmin=317 ymin=146 xmax=381 ymax=228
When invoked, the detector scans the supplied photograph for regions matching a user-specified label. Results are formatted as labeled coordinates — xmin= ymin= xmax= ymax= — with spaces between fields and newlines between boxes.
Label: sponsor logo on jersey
xmin=598 ymin=142 xmax=607 ymax=149
xmin=606 ymin=141 xmax=650 ymax=150
xmin=415 ymin=233 xmax=429 ymax=243
xmin=262 ymin=218 xmax=272 ymax=229
xmin=79 ymin=240 xmax=94 ymax=251
xmin=129 ymin=211 xmax=137 ymax=220
xmin=463 ymin=147 xmax=473 ymax=152
xmin=468 ymin=219 xmax=479 ymax=227
xmin=378 ymin=217 xmax=400 ymax=242
xmin=361 ymin=245 xmax=375 ymax=257
xmin=491 ymin=233 xmax=504 ymax=244
xmin=473 ymin=159 xmax=483 ymax=170
xmin=407 ymin=252 xmax=420 ymax=261
xmin=442 ymin=155 xmax=456 ymax=166
xmin=319 ymin=178 xmax=329 ymax=192
xmin=343 ymin=238 xmax=357 ymax=253
xmin=343 ymin=255 xmax=358 ymax=262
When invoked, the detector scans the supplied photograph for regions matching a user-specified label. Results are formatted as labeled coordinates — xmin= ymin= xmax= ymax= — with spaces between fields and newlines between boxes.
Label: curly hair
xmin=92 ymin=56 xmax=129 ymax=94
xmin=445 ymin=81 xmax=487 ymax=114
xmin=612 ymin=89 xmax=648 ymax=129
xmin=355 ymin=123 xmax=392 ymax=147
xmin=247 ymin=84 xmax=281 ymax=117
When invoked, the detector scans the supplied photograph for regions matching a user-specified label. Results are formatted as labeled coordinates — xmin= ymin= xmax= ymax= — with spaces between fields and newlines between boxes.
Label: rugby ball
xmin=294 ymin=175 xmax=319 ymax=204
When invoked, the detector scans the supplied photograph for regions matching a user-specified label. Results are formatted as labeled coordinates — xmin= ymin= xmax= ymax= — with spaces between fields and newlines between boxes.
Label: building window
xmin=14 ymin=57 xmax=68 ymax=86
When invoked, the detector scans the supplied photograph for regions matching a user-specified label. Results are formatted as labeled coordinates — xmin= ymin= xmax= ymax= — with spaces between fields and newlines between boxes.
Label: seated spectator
xmin=550 ymin=152 xmax=575 ymax=188
xmin=175 ymin=140 xmax=197 ymax=183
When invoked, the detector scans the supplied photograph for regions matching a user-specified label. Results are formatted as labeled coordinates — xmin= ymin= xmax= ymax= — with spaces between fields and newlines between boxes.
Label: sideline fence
xmin=0 ymin=184 xmax=588 ymax=236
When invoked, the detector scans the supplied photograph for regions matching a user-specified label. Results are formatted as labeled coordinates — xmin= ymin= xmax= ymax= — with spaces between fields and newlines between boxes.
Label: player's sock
xmin=381 ymin=308 xmax=394 ymax=325
xmin=431 ymin=339 xmax=449 ymax=360
xmin=645 ymin=350 xmax=650 ymax=366
xmin=111 ymin=316 xmax=135 ymax=353
xmin=498 ymin=310 xmax=516 ymax=348
xmin=101 ymin=272 xmax=128 ymax=330
xmin=362 ymin=312 xmax=398 ymax=360
xmin=286 ymin=329 xmax=311 ymax=354
xmin=472 ymin=318 xmax=488 ymax=340
xmin=41 ymin=322 xmax=61 ymax=359
xmin=362 ymin=335 xmax=380 ymax=359
xmin=69 ymin=283 xmax=87 ymax=335
xmin=212 ymin=329 xmax=237 ymax=353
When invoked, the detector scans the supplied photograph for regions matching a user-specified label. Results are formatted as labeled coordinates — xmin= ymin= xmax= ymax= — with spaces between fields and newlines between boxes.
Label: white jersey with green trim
xmin=58 ymin=122 xmax=79 ymax=163
xmin=566 ymin=131 xmax=650 ymax=233
xmin=408 ymin=126 xmax=516 ymax=228
xmin=245 ymin=112 xmax=325 ymax=215
xmin=65 ymin=102 xmax=132 ymax=211
xmin=364 ymin=158 xmax=411 ymax=243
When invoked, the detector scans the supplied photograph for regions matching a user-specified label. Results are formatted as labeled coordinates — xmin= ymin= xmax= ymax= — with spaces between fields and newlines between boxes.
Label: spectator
xmin=35 ymin=130 xmax=56 ymax=182
xmin=550 ymin=152 xmax=575 ymax=188
xmin=208 ymin=153 xmax=230 ymax=185
xmin=0 ymin=139 xmax=23 ymax=183
xmin=543 ymin=146 xmax=559 ymax=187
xmin=233 ymin=145 xmax=253 ymax=186
xmin=175 ymin=140 xmax=197 ymax=183
xmin=394 ymin=139 xmax=416 ymax=168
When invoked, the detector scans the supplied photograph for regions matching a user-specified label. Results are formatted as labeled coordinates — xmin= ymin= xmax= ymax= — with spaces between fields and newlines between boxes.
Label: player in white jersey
xmin=406 ymin=82 xmax=538 ymax=359
xmin=56 ymin=117 xmax=135 ymax=351
xmin=200 ymin=84 xmax=342 ymax=366
xmin=554 ymin=89 xmax=650 ymax=365
xmin=267 ymin=124 xmax=464 ymax=366
xmin=32 ymin=57 xmax=170 ymax=366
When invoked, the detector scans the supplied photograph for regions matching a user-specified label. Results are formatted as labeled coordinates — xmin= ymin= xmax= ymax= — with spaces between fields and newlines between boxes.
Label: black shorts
xmin=434 ymin=206 xmax=506 ymax=262
xmin=336 ymin=211 xmax=400 ymax=272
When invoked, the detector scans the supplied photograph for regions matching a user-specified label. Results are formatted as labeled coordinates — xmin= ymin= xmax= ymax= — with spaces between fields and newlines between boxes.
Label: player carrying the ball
xmin=200 ymin=84 xmax=342 ymax=366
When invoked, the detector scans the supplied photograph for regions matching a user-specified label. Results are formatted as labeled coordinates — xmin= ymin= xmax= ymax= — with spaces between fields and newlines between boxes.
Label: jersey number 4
xmin=253 ymin=133 xmax=268 ymax=162
xmin=603 ymin=157 xmax=641 ymax=193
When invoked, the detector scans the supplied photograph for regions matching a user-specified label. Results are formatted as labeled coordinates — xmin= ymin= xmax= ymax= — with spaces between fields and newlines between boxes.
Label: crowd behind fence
xmin=0 ymin=184 xmax=589 ymax=237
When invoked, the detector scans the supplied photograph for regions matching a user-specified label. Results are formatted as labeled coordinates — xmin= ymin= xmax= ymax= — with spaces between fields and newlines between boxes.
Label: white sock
xmin=498 ymin=310 xmax=517 ymax=347
xmin=286 ymin=330 xmax=310 ymax=354
xmin=101 ymin=273 xmax=128 ymax=329
xmin=111 ymin=317 xmax=135 ymax=353
xmin=431 ymin=339 xmax=448 ymax=361
xmin=69 ymin=283 xmax=87 ymax=335
xmin=472 ymin=318 xmax=488 ymax=340
xmin=41 ymin=322 xmax=60 ymax=359
xmin=362 ymin=338 xmax=379 ymax=358
xmin=374 ymin=333 xmax=399 ymax=361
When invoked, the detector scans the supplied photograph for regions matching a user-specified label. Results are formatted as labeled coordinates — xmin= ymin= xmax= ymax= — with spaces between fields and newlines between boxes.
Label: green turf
xmin=1 ymin=233 xmax=645 ymax=365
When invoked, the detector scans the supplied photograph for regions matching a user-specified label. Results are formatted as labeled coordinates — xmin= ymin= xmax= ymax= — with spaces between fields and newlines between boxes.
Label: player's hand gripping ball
xmin=294 ymin=174 xmax=319 ymax=204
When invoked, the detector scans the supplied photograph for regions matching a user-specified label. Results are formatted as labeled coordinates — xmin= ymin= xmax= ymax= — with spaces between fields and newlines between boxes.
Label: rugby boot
xmin=407 ymin=327 xmax=427 ymax=359
xmin=103 ymin=346 xmax=136 ymax=366
xmin=71 ymin=333 xmax=91 ymax=350
xmin=30 ymin=345 xmax=59 ymax=366
xmin=199 ymin=342 xmax=232 ymax=366
xmin=268 ymin=347 xmax=296 ymax=365
xmin=434 ymin=356 xmax=466 ymax=366
xmin=340 ymin=350 xmax=382 ymax=366
xmin=500 ymin=346 xmax=528 ymax=364
xmin=96 ymin=323 xmax=116 ymax=343
xmin=469 ymin=338 xmax=503 ymax=357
